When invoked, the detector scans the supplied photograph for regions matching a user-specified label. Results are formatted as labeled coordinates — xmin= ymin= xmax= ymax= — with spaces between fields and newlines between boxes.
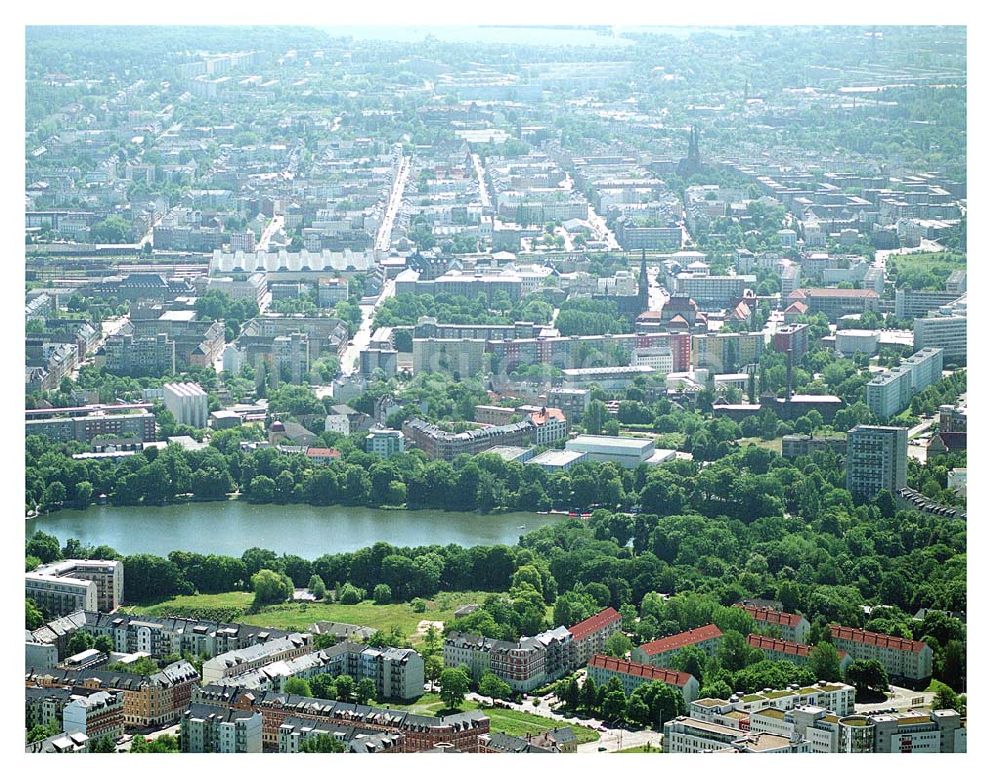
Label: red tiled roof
xmin=638 ymin=624 xmax=723 ymax=657
xmin=738 ymin=604 xmax=804 ymax=628
xmin=568 ymin=607 xmax=622 ymax=642
xmin=306 ymin=447 xmax=341 ymax=458
xmin=784 ymin=301 xmax=809 ymax=314
xmin=830 ymin=625 xmax=927 ymax=653
xmin=531 ymin=408 xmax=566 ymax=425
xmin=588 ymin=654 xmax=692 ymax=688
xmin=748 ymin=634 xmax=848 ymax=660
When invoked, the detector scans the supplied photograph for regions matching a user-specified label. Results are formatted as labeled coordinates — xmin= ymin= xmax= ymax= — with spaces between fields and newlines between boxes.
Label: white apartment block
xmin=202 ymin=633 xmax=312 ymax=685
xmin=366 ymin=428 xmax=406 ymax=458
xmin=26 ymin=559 xmax=123 ymax=616
xmin=830 ymin=625 xmax=933 ymax=682
xmin=163 ymin=382 xmax=209 ymax=429
xmin=631 ymin=346 xmax=674 ymax=374
xmin=914 ymin=314 xmax=967 ymax=364
xmin=865 ymin=347 xmax=943 ymax=419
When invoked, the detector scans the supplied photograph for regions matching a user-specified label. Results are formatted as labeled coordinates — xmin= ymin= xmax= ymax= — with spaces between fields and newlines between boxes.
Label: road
xmin=257 ymin=214 xmax=284 ymax=252
xmin=647 ymin=261 xmax=667 ymax=312
xmin=339 ymin=277 xmax=396 ymax=376
xmin=471 ymin=153 xmax=491 ymax=209
xmin=375 ymin=155 xmax=411 ymax=255
xmin=854 ymin=684 xmax=932 ymax=714
xmin=587 ymin=205 xmax=620 ymax=251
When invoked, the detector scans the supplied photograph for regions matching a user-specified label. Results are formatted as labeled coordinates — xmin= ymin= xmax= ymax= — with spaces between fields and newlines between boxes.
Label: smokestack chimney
xmin=785 ymin=349 xmax=793 ymax=403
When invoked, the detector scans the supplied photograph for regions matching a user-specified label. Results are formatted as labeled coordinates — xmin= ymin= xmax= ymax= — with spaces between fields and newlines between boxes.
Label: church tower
xmin=638 ymin=249 xmax=650 ymax=312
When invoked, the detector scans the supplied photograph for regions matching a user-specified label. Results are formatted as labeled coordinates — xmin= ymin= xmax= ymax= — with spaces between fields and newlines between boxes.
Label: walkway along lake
xmin=26 ymin=502 xmax=555 ymax=558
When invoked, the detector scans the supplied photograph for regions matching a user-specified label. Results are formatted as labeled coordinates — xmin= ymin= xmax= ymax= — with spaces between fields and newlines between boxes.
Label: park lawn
xmin=127 ymin=590 xmax=497 ymax=643
xmin=738 ymin=437 xmax=783 ymax=453
xmin=488 ymin=707 xmax=599 ymax=744
xmin=616 ymin=744 xmax=661 ymax=753
xmin=393 ymin=694 xmax=598 ymax=743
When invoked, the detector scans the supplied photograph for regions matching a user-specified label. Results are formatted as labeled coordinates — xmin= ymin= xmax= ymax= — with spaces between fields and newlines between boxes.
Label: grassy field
xmin=126 ymin=590 xmax=498 ymax=642
xmin=393 ymin=694 xmax=598 ymax=743
xmin=738 ymin=437 xmax=783 ymax=453
xmin=616 ymin=744 xmax=661 ymax=753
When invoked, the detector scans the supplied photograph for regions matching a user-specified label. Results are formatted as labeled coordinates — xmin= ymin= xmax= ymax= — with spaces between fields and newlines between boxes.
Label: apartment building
xmin=365 ymin=428 xmax=406 ymax=458
xmin=201 ymin=633 xmax=313 ymax=685
xmin=318 ymin=642 xmax=424 ymax=701
xmin=561 ymin=365 xmax=656 ymax=390
xmin=180 ymin=703 xmax=263 ymax=753
xmin=893 ymin=287 xmax=961 ymax=320
xmin=163 ymin=382 xmax=209 ymax=429
xmin=25 ymin=406 xmax=157 ymax=444
xmin=914 ymin=301 xmax=967 ymax=364
xmin=194 ymin=686 xmax=490 ymax=753
xmin=632 ymin=624 xmax=723 ymax=668
xmin=786 ymin=287 xmax=880 ymax=318
xmin=443 ymin=628 xmax=572 ymax=694
xmin=567 ymin=607 xmax=622 ymax=667
xmin=747 ymin=635 xmax=853 ymax=678
xmin=830 ymin=625 xmax=933 ymax=683
xmin=865 ymin=347 xmax=943 ymax=419
xmin=27 ymin=661 xmax=200 ymax=728
xmin=62 ymin=689 xmax=125 ymax=740
xmin=772 ymin=323 xmax=809 ymax=363
xmin=545 ymin=388 xmax=590 ymax=423
xmin=780 ymin=433 xmax=848 ymax=459
xmin=673 ymin=274 xmax=756 ymax=308
xmin=271 ymin=333 xmax=311 ymax=385
xmin=737 ymin=604 xmax=810 ymax=643
xmin=278 ymin=717 xmax=403 ymax=753
xmin=81 ymin=611 xmax=293 ymax=660
xmin=412 ymin=337 xmax=485 ymax=378
xmin=587 ymin=655 xmax=700 ymax=703
xmin=846 ymin=425 xmax=909 ymax=500
xmin=529 ymin=407 xmax=568 ymax=445
xmin=26 ymin=560 xmax=123 ymax=617
xmin=691 ymin=331 xmax=765 ymax=374
xmin=403 ymin=418 xmax=532 ymax=461
xmin=103 ymin=332 xmax=176 ymax=376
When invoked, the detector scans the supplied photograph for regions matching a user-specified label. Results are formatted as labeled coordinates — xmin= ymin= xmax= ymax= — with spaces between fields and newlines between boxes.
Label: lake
xmin=26 ymin=502 xmax=556 ymax=558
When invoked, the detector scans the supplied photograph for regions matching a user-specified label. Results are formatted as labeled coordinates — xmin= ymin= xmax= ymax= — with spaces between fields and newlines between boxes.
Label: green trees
xmin=283 ymin=677 xmax=312 ymax=697
xmin=26 ymin=599 xmax=44 ymax=630
xmin=440 ymin=667 xmax=470 ymax=710
xmin=809 ymin=642 xmax=844 ymax=682
xmin=68 ymin=630 xmax=95 ymax=655
xmin=333 ymin=675 xmax=355 ymax=701
xmin=603 ymin=631 xmax=633 ymax=659
xmin=583 ymin=400 xmax=610 ymax=435
xmin=356 ymin=678 xmax=377 ymax=705
xmin=478 ymin=671 xmax=513 ymax=702
xmin=89 ymin=734 xmax=117 ymax=753
xmin=300 ymin=733 xmax=346 ymax=752
xmin=307 ymin=574 xmax=327 ymax=599
xmin=251 ymin=568 xmax=294 ymax=607
xmin=846 ymin=659 xmax=890 ymax=697
xmin=373 ymin=583 xmax=393 ymax=604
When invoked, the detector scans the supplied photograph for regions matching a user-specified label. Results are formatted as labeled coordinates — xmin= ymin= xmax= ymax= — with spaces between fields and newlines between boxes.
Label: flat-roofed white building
xmin=526 ymin=449 xmax=588 ymax=472
xmin=565 ymin=434 xmax=656 ymax=468
xmin=163 ymin=382 xmax=209 ymax=429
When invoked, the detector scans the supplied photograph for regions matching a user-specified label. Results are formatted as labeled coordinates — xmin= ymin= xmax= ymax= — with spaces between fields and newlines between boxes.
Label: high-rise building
xmin=163 ymin=382 xmax=209 ymax=429
xmin=846 ymin=425 xmax=908 ymax=500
